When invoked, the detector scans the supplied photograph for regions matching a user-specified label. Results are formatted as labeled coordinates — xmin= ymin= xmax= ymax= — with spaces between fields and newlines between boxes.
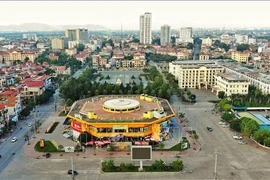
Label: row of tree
xmin=230 ymin=117 xmax=259 ymax=137
xmin=231 ymin=86 xmax=270 ymax=107
xmin=163 ymin=72 xmax=196 ymax=102
xmin=150 ymin=54 xmax=177 ymax=62
xmin=60 ymin=67 xmax=173 ymax=105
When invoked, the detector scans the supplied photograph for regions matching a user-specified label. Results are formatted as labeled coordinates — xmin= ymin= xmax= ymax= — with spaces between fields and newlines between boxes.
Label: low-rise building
xmin=231 ymin=51 xmax=250 ymax=63
xmin=217 ymin=61 xmax=270 ymax=94
xmin=199 ymin=53 xmax=210 ymax=60
xmin=65 ymin=48 xmax=77 ymax=56
xmin=169 ymin=60 xmax=224 ymax=89
xmin=212 ymin=73 xmax=250 ymax=96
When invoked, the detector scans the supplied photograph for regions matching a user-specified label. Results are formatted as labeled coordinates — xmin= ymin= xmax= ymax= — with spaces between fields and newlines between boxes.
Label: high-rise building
xmin=76 ymin=28 xmax=88 ymax=43
xmin=65 ymin=28 xmax=89 ymax=43
xmin=51 ymin=37 xmax=68 ymax=50
xmin=176 ymin=27 xmax=193 ymax=44
xmin=160 ymin=25 xmax=171 ymax=46
xmin=180 ymin=27 xmax=192 ymax=39
xmin=65 ymin=29 xmax=76 ymax=41
xmin=139 ymin=12 xmax=152 ymax=44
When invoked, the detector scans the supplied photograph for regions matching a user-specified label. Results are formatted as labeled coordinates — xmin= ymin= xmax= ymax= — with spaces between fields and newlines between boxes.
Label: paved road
xmin=0 ymin=89 xmax=62 ymax=173
xmin=169 ymin=89 xmax=270 ymax=180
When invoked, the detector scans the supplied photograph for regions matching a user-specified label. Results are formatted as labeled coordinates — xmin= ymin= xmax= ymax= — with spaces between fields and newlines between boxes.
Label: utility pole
xmin=214 ymin=147 xmax=219 ymax=180
xmin=54 ymin=94 xmax=57 ymax=112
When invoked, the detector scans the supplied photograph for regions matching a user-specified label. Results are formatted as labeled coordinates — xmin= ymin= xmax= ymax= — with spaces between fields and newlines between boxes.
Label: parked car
xmin=238 ymin=140 xmax=247 ymax=145
xmin=11 ymin=137 xmax=17 ymax=143
xmin=219 ymin=121 xmax=226 ymax=125
xmin=68 ymin=170 xmax=78 ymax=175
xmin=233 ymin=134 xmax=243 ymax=140
xmin=207 ymin=126 xmax=213 ymax=131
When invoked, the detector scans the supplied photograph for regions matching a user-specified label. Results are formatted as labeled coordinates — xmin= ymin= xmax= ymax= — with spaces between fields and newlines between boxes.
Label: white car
xmin=233 ymin=134 xmax=243 ymax=140
xmin=27 ymin=123 xmax=32 ymax=127
xmin=219 ymin=121 xmax=226 ymax=125
xmin=11 ymin=137 xmax=17 ymax=143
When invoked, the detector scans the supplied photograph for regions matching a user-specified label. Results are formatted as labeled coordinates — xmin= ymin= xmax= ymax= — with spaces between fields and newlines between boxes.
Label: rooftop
xmin=217 ymin=73 xmax=249 ymax=82
xmin=68 ymin=95 xmax=174 ymax=123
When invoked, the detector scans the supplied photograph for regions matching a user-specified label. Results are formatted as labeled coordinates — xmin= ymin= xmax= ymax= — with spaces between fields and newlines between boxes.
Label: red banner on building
xmin=72 ymin=121 xmax=82 ymax=132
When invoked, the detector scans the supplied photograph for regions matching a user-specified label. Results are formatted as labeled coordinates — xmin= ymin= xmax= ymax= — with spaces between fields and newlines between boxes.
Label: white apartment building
xmin=212 ymin=73 xmax=250 ymax=96
xmin=258 ymin=44 xmax=267 ymax=53
xmin=217 ymin=61 xmax=270 ymax=94
xmin=234 ymin=34 xmax=249 ymax=44
xmin=176 ymin=27 xmax=193 ymax=44
xmin=68 ymin=41 xmax=80 ymax=49
xmin=169 ymin=60 xmax=224 ymax=89
xmin=139 ymin=12 xmax=152 ymax=44
xmin=220 ymin=34 xmax=232 ymax=44
xmin=201 ymin=37 xmax=212 ymax=46
xmin=22 ymin=34 xmax=38 ymax=41
xmin=160 ymin=25 xmax=171 ymax=46
xmin=248 ymin=38 xmax=256 ymax=45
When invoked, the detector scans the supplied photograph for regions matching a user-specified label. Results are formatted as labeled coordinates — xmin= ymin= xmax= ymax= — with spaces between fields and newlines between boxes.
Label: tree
xmin=253 ymin=129 xmax=270 ymax=145
xmin=193 ymin=134 xmax=199 ymax=142
xmin=264 ymin=137 xmax=270 ymax=147
xmin=230 ymin=119 xmax=242 ymax=132
xmin=151 ymin=159 xmax=166 ymax=171
xmin=241 ymin=117 xmax=259 ymax=136
xmin=170 ymin=159 xmax=183 ymax=171
xmin=77 ymin=44 xmax=85 ymax=52
xmin=24 ymin=132 xmax=30 ymax=145
xmin=221 ymin=112 xmax=234 ymax=122
xmin=24 ymin=57 xmax=30 ymax=63
xmin=236 ymin=44 xmax=249 ymax=52
xmin=187 ymin=43 xmax=193 ymax=49
xmin=218 ymin=91 xmax=225 ymax=99
xmin=152 ymin=38 xmax=160 ymax=45
xmin=189 ymin=94 xmax=196 ymax=101
xmin=159 ymin=142 xmax=165 ymax=154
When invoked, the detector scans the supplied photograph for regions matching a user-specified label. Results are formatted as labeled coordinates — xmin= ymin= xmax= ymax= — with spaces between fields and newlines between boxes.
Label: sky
xmin=1 ymin=1 xmax=270 ymax=30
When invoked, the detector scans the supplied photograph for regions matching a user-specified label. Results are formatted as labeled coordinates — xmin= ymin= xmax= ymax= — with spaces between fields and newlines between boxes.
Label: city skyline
xmin=0 ymin=1 xmax=270 ymax=30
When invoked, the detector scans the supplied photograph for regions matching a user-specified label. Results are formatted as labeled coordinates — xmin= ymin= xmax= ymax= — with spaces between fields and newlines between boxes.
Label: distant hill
xmin=0 ymin=23 xmax=108 ymax=32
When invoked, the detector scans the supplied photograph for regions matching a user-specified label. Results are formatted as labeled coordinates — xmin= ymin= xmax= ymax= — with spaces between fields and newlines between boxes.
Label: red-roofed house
xmin=0 ymin=89 xmax=21 ymax=123
xmin=33 ymin=75 xmax=52 ymax=88
xmin=48 ymin=53 xmax=59 ymax=60
xmin=50 ymin=66 xmax=71 ymax=76
xmin=75 ymin=53 xmax=89 ymax=63
xmin=20 ymin=81 xmax=45 ymax=98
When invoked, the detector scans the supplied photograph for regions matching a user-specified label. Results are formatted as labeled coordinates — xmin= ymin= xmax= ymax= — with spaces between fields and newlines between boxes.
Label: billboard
xmin=72 ymin=121 xmax=82 ymax=132
xmin=64 ymin=146 xmax=75 ymax=152
xmin=131 ymin=146 xmax=152 ymax=161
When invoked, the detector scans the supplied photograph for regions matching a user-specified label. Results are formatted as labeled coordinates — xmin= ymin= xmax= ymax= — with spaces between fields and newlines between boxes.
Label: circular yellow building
xmin=67 ymin=94 xmax=175 ymax=142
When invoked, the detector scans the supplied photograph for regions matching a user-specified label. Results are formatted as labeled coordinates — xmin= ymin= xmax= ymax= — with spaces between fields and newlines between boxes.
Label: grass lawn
xmin=58 ymin=111 xmax=67 ymax=116
xmin=34 ymin=141 xmax=63 ymax=152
